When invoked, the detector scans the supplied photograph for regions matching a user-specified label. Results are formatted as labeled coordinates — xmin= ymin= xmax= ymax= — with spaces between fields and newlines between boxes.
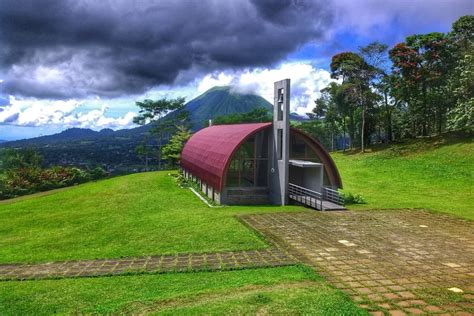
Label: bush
xmin=339 ymin=190 xmax=366 ymax=205
xmin=170 ymin=172 xmax=189 ymax=188
xmin=0 ymin=165 xmax=108 ymax=200
xmin=0 ymin=149 xmax=110 ymax=200
xmin=89 ymin=166 xmax=108 ymax=180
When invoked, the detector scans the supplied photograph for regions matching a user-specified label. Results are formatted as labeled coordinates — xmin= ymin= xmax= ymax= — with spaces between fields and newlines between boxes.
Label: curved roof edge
xmin=181 ymin=123 xmax=342 ymax=191
xmin=290 ymin=127 xmax=343 ymax=188
xmin=181 ymin=122 xmax=272 ymax=191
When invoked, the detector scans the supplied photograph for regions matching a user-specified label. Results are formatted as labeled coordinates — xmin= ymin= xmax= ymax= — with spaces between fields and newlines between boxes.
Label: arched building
xmin=181 ymin=79 xmax=345 ymax=210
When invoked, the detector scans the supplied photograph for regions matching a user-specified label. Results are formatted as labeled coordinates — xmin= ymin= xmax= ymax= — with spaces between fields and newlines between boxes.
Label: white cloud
xmin=1 ymin=61 xmax=334 ymax=135
xmin=0 ymin=96 xmax=136 ymax=130
xmin=197 ymin=62 xmax=335 ymax=115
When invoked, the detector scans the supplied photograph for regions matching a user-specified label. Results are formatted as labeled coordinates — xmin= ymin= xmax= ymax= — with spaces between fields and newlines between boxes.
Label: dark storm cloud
xmin=0 ymin=0 xmax=332 ymax=99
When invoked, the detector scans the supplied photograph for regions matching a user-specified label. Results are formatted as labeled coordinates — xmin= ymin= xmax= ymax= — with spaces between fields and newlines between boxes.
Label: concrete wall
xmin=223 ymin=187 xmax=269 ymax=205
xmin=289 ymin=165 xmax=323 ymax=192
xmin=182 ymin=169 xmax=221 ymax=205
xmin=270 ymin=79 xmax=290 ymax=205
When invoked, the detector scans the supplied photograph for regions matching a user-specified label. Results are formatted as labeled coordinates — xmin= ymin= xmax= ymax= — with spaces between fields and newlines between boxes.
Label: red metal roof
xmin=181 ymin=123 xmax=272 ymax=191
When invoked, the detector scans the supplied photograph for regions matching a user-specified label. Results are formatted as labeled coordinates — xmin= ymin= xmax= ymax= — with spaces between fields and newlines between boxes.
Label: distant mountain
xmin=2 ymin=127 xmax=135 ymax=146
xmin=1 ymin=86 xmax=305 ymax=172
xmin=179 ymin=86 xmax=305 ymax=127
xmin=183 ymin=86 xmax=273 ymax=128
xmin=0 ymin=140 xmax=7 ymax=144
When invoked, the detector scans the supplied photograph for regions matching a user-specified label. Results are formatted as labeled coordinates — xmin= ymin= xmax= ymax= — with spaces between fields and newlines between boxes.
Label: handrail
xmin=288 ymin=183 xmax=323 ymax=210
xmin=323 ymin=187 xmax=344 ymax=205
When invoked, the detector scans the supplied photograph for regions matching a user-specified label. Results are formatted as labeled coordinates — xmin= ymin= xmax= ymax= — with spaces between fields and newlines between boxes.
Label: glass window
xmin=225 ymin=131 xmax=268 ymax=188
xmin=290 ymin=134 xmax=320 ymax=162
xmin=290 ymin=134 xmax=306 ymax=158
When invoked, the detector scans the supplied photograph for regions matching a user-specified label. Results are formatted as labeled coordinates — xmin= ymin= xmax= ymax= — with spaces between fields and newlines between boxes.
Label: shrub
xmin=170 ymin=172 xmax=189 ymax=188
xmin=0 ymin=148 xmax=110 ymax=200
xmin=89 ymin=166 xmax=108 ymax=180
xmin=339 ymin=190 xmax=366 ymax=205
xmin=0 ymin=165 xmax=108 ymax=200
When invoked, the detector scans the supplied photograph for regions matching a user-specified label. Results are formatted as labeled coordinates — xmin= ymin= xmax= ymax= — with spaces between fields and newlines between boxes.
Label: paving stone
xmin=378 ymin=303 xmax=393 ymax=309
xmin=389 ymin=310 xmax=407 ymax=316
xmin=424 ymin=305 xmax=443 ymax=313
xmin=3 ymin=209 xmax=472 ymax=315
xmin=0 ymin=247 xmax=297 ymax=281
xmin=239 ymin=210 xmax=474 ymax=314
xmin=388 ymin=285 xmax=405 ymax=291
xmin=357 ymin=287 xmax=373 ymax=294
xmin=384 ymin=293 xmax=400 ymax=300
xmin=405 ymin=307 xmax=424 ymax=315
xmin=367 ymin=294 xmax=385 ymax=302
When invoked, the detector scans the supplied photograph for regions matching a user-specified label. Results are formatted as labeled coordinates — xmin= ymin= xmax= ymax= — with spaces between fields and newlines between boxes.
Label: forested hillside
xmin=301 ymin=15 xmax=473 ymax=152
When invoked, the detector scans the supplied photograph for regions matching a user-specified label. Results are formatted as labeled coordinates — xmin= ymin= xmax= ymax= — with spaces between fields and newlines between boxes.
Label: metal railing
xmin=288 ymin=183 xmax=323 ymax=210
xmin=323 ymin=187 xmax=344 ymax=205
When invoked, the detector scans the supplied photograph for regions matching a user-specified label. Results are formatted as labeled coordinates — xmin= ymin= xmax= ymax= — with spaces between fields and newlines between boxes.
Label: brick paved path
xmin=0 ymin=247 xmax=297 ymax=281
xmin=240 ymin=210 xmax=474 ymax=316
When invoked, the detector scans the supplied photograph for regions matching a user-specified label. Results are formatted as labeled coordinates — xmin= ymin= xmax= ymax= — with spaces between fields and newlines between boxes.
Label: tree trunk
xmin=342 ymin=116 xmax=347 ymax=152
xmin=361 ymin=104 xmax=366 ymax=153
xmin=158 ymin=133 xmax=162 ymax=170
xmin=384 ymin=91 xmax=392 ymax=143
xmin=437 ymin=107 xmax=443 ymax=135
xmin=349 ymin=112 xmax=355 ymax=150
xmin=145 ymin=151 xmax=149 ymax=172
xmin=331 ymin=131 xmax=334 ymax=151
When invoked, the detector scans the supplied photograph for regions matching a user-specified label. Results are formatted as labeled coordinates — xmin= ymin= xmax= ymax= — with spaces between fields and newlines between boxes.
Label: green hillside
xmin=0 ymin=135 xmax=471 ymax=314
xmin=0 ymin=172 xmax=302 ymax=264
xmin=0 ymin=172 xmax=363 ymax=315
xmin=333 ymin=134 xmax=473 ymax=219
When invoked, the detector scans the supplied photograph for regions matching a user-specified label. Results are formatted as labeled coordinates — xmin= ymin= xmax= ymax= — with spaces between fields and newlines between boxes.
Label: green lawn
xmin=0 ymin=134 xmax=471 ymax=315
xmin=0 ymin=266 xmax=365 ymax=315
xmin=0 ymin=171 xmax=303 ymax=264
xmin=333 ymin=134 xmax=473 ymax=220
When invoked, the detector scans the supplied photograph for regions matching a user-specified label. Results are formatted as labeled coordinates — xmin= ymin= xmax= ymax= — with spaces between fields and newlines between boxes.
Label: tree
xmin=316 ymin=15 xmax=473 ymax=150
xmin=390 ymin=32 xmax=453 ymax=136
xmin=0 ymin=148 xmax=42 ymax=172
xmin=133 ymin=98 xmax=186 ymax=125
xmin=294 ymin=120 xmax=332 ymax=150
xmin=447 ymin=16 xmax=474 ymax=132
xmin=160 ymin=126 xmax=192 ymax=166
xmin=133 ymin=97 xmax=187 ymax=170
xmin=209 ymin=107 xmax=271 ymax=125
xmin=360 ymin=42 xmax=398 ymax=143
xmin=450 ymin=15 xmax=474 ymax=53
xmin=331 ymin=52 xmax=375 ymax=152
xmin=447 ymin=49 xmax=474 ymax=132
xmin=313 ymin=83 xmax=345 ymax=151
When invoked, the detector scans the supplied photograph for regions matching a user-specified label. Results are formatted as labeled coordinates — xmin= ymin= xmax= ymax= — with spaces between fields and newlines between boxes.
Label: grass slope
xmin=333 ymin=135 xmax=473 ymax=219
xmin=0 ymin=134 xmax=471 ymax=315
xmin=0 ymin=266 xmax=365 ymax=315
xmin=0 ymin=172 xmax=303 ymax=264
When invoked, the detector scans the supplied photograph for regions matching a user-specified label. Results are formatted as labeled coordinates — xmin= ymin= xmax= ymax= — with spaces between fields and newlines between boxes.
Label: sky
xmin=0 ymin=0 xmax=473 ymax=141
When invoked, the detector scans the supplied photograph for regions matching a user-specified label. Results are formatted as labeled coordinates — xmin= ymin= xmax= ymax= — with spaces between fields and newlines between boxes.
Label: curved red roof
xmin=181 ymin=123 xmax=272 ymax=191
